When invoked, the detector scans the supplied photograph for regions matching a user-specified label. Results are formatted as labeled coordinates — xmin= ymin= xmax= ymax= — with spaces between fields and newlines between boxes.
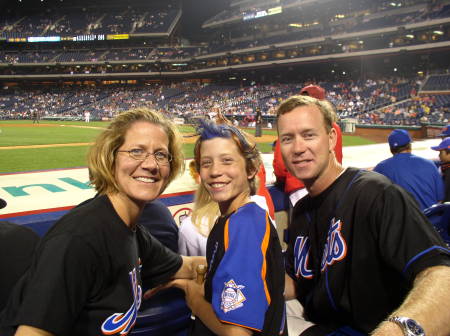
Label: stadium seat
xmin=423 ymin=202 xmax=450 ymax=247
xmin=130 ymin=288 xmax=191 ymax=336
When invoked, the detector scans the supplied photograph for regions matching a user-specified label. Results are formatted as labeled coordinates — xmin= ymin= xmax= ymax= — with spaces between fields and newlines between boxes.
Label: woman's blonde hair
xmin=88 ymin=108 xmax=184 ymax=195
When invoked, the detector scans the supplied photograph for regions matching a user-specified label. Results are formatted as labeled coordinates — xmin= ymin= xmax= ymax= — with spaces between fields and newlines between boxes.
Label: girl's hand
xmin=166 ymin=278 xmax=205 ymax=313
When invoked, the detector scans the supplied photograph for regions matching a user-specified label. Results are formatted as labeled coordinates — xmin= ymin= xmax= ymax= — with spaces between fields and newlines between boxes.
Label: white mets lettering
xmin=320 ymin=218 xmax=347 ymax=272
xmin=101 ymin=267 xmax=142 ymax=335
xmin=293 ymin=236 xmax=313 ymax=279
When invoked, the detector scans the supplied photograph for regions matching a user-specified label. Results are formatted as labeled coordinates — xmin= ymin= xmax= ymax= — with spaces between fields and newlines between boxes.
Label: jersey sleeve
xmin=431 ymin=165 xmax=445 ymax=202
xmin=137 ymin=226 xmax=183 ymax=288
xmin=12 ymin=234 xmax=98 ymax=335
xmin=374 ymin=184 xmax=450 ymax=283
xmin=210 ymin=204 xmax=272 ymax=332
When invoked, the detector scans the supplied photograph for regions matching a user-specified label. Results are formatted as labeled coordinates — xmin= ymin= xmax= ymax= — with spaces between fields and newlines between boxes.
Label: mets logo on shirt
xmin=101 ymin=267 xmax=142 ymax=335
xmin=221 ymin=279 xmax=246 ymax=313
xmin=294 ymin=217 xmax=347 ymax=278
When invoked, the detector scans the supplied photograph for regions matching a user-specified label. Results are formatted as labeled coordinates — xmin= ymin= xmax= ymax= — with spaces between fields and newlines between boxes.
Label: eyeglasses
xmin=118 ymin=149 xmax=172 ymax=165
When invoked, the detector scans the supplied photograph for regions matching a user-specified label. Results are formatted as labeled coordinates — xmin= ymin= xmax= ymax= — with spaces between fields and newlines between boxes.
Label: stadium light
xmin=433 ymin=30 xmax=444 ymax=35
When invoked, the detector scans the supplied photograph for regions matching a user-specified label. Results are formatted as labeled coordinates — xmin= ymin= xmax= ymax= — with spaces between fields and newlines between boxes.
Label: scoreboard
xmin=6 ymin=34 xmax=129 ymax=43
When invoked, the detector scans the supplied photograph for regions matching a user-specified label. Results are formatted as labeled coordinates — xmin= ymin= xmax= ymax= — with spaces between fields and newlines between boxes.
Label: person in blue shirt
xmin=438 ymin=124 xmax=450 ymax=139
xmin=374 ymin=129 xmax=444 ymax=210
xmin=431 ymin=137 xmax=450 ymax=202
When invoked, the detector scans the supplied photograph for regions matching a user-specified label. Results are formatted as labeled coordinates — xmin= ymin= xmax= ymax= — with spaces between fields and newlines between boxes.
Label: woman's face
xmin=199 ymin=137 xmax=254 ymax=214
xmin=114 ymin=121 xmax=171 ymax=206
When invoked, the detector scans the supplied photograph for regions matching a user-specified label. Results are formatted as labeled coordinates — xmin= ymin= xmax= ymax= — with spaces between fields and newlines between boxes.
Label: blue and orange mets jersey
xmin=192 ymin=202 xmax=286 ymax=336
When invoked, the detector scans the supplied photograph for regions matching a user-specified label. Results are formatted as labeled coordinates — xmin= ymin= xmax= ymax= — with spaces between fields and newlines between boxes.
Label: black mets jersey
xmin=286 ymin=168 xmax=450 ymax=333
xmin=191 ymin=202 xmax=287 ymax=336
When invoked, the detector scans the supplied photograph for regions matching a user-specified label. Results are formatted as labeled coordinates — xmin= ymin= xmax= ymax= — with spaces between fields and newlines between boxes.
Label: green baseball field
xmin=0 ymin=120 xmax=375 ymax=173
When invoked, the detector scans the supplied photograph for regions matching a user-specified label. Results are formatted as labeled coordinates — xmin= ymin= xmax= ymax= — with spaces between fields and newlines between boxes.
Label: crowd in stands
xmin=203 ymin=1 xmax=450 ymax=54
xmin=0 ymin=46 xmax=201 ymax=67
xmin=1 ymin=74 xmax=449 ymax=126
xmin=0 ymin=5 xmax=179 ymax=38
xmin=0 ymin=0 xmax=449 ymax=70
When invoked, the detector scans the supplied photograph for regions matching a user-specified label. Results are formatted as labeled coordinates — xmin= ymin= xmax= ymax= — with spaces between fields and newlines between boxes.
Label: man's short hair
xmin=390 ymin=143 xmax=411 ymax=155
xmin=276 ymin=95 xmax=336 ymax=132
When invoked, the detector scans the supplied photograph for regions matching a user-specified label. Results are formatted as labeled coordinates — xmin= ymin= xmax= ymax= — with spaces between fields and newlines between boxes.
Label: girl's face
xmin=114 ymin=121 xmax=171 ymax=207
xmin=199 ymin=137 xmax=254 ymax=215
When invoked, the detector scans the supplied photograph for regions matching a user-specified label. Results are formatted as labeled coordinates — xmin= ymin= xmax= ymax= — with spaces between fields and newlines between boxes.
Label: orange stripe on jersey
xmin=261 ymin=212 xmax=271 ymax=305
xmin=224 ymin=217 xmax=230 ymax=251
xmin=220 ymin=319 xmax=262 ymax=332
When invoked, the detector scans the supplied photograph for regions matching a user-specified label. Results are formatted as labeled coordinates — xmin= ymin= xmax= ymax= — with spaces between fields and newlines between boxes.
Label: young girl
xmin=171 ymin=121 xmax=287 ymax=336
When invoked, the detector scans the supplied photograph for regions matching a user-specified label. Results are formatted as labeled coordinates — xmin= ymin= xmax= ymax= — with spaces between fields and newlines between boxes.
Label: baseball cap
xmin=431 ymin=137 xmax=450 ymax=151
xmin=388 ymin=129 xmax=412 ymax=148
xmin=438 ymin=125 xmax=450 ymax=137
xmin=300 ymin=85 xmax=326 ymax=100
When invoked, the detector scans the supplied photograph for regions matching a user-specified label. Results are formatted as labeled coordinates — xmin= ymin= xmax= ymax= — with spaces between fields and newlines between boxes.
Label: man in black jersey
xmin=276 ymin=95 xmax=450 ymax=336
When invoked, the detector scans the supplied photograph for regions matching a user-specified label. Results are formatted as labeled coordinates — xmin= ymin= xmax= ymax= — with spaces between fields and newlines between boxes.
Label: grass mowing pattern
xmin=0 ymin=120 xmax=108 ymax=127
xmin=0 ymin=146 xmax=91 ymax=173
xmin=0 ymin=125 xmax=102 ymax=147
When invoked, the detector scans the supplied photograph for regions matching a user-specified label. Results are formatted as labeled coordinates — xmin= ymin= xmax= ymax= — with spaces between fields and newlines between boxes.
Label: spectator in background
xmin=374 ymin=129 xmax=444 ymax=210
xmin=138 ymin=200 xmax=179 ymax=253
xmin=431 ymin=137 xmax=450 ymax=202
xmin=0 ymin=222 xmax=39 ymax=313
xmin=438 ymin=124 xmax=450 ymax=139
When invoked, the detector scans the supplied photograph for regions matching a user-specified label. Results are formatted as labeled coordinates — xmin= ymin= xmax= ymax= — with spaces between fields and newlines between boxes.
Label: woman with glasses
xmin=170 ymin=121 xmax=287 ymax=336
xmin=0 ymin=108 xmax=205 ymax=336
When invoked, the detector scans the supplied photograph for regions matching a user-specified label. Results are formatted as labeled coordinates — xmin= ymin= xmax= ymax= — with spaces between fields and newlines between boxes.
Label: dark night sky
xmin=181 ymin=0 xmax=230 ymax=38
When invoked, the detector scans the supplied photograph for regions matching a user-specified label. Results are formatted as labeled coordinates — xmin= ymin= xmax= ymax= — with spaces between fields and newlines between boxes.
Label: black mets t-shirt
xmin=0 ymin=194 xmax=182 ymax=336
xmin=286 ymin=168 xmax=450 ymax=333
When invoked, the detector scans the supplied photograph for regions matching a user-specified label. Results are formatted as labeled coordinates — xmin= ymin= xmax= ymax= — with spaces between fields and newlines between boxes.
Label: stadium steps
xmin=42 ymin=16 xmax=65 ymax=36
xmin=372 ymin=98 xmax=413 ymax=114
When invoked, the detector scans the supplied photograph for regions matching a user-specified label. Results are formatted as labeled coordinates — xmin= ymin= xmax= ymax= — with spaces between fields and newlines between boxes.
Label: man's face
xmin=277 ymin=104 xmax=336 ymax=184
xmin=439 ymin=149 xmax=450 ymax=163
